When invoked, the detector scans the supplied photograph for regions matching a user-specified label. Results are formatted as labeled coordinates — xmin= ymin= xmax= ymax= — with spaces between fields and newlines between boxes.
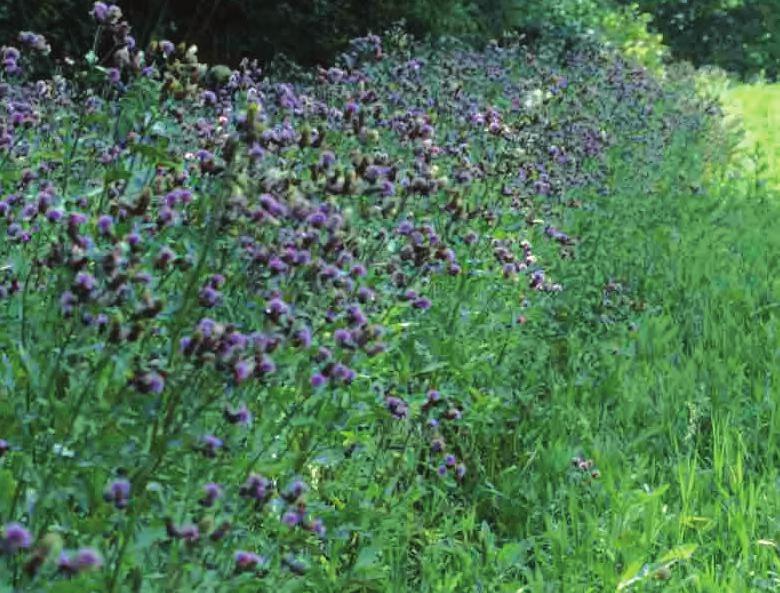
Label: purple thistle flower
xmin=344 ymin=101 xmax=359 ymax=117
xmin=333 ymin=328 xmax=352 ymax=347
xmin=75 ymin=547 xmax=102 ymax=568
xmin=310 ymin=372 xmax=327 ymax=388
xmin=268 ymin=256 xmax=287 ymax=274
xmin=320 ymin=265 xmax=339 ymax=280
xmin=396 ymin=220 xmax=414 ymax=235
xmin=234 ymin=550 xmax=264 ymax=572
xmin=59 ymin=291 xmax=76 ymax=315
xmin=97 ymin=214 xmax=113 ymax=234
xmin=259 ymin=194 xmax=287 ymax=218
xmin=314 ymin=347 xmax=332 ymax=363
xmin=125 ymin=231 xmax=141 ymax=247
xmin=68 ymin=212 xmax=87 ymax=227
xmin=233 ymin=359 xmax=254 ymax=383
xmin=380 ymin=180 xmax=395 ymax=196
xmin=91 ymin=2 xmax=109 ymax=23
xmin=2 ymin=523 xmax=32 ymax=552
xmin=2 ymin=56 xmax=19 ymax=76
xmin=319 ymin=151 xmax=336 ymax=167
xmin=201 ymin=434 xmax=223 ymax=458
xmin=57 ymin=551 xmax=75 ymax=574
xmin=412 ymin=296 xmax=432 ymax=310
xmin=330 ymin=363 xmax=355 ymax=384
xmin=248 ymin=143 xmax=265 ymax=160
xmin=58 ymin=548 xmax=103 ymax=574
xmin=179 ymin=336 xmax=194 ymax=354
xmin=197 ymin=318 xmax=218 ymax=337
xmin=240 ymin=473 xmax=272 ymax=502
xmin=346 ymin=304 xmax=367 ymax=327
xmin=282 ymin=479 xmax=306 ymax=502
xmin=196 ymin=149 xmax=214 ymax=163
xmin=136 ymin=371 xmax=165 ymax=394
xmin=200 ymin=482 xmax=222 ymax=507
xmin=257 ymin=355 xmax=276 ymax=375
xmin=179 ymin=524 xmax=200 ymax=543
xmin=293 ymin=327 xmax=312 ymax=348
xmin=282 ymin=511 xmax=300 ymax=527
xmin=73 ymin=272 xmax=96 ymax=295
xmin=265 ymin=297 xmax=289 ymax=320
xmin=103 ymin=478 xmax=131 ymax=509
xmin=159 ymin=40 xmax=175 ymax=57
xmin=385 ymin=396 xmax=408 ymax=419
xmin=307 ymin=211 xmax=327 ymax=227
xmin=2 ymin=47 xmax=20 ymax=61
xmin=530 ymin=270 xmax=545 ymax=290
xmin=224 ymin=403 xmax=252 ymax=425
xmin=198 ymin=285 xmax=221 ymax=307
xmin=357 ymin=286 xmax=375 ymax=303
xmin=46 ymin=208 xmax=64 ymax=222
xmin=308 ymin=518 xmax=326 ymax=537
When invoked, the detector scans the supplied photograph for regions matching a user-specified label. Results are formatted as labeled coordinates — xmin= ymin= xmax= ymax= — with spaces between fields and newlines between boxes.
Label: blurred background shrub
xmin=617 ymin=0 xmax=779 ymax=80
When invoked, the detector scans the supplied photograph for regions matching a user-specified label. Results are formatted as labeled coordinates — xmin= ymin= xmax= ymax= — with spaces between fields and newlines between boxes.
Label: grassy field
xmin=517 ymin=87 xmax=780 ymax=591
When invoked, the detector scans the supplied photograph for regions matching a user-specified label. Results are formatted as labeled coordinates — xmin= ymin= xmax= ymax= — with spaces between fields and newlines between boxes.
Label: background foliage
xmin=4 ymin=0 xmax=775 ymax=79
xmin=0 ymin=0 xmax=665 ymax=71
xmin=620 ymin=0 xmax=779 ymax=80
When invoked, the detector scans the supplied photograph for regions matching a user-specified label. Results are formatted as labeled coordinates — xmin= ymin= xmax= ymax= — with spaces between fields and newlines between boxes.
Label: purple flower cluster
xmin=103 ymin=478 xmax=131 ymax=509
xmin=57 ymin=548 xmax=103 ymax=574
xmin=1 ymin=522 xmax=32 ymax=553
xmin=0 ymin=8 xmax=698 ymax=586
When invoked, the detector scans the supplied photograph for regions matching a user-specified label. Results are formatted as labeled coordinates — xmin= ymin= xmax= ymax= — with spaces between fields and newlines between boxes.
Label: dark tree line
xmin=1 ymin=0 xmax=777 ymax=78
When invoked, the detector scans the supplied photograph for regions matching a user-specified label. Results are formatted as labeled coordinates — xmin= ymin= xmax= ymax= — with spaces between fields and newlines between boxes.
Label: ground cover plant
xmin=0 ymin=3 xmax=778 ymax=592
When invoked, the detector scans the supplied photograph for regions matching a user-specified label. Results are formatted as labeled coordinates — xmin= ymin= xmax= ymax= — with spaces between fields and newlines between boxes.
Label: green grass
xmin=475 ymin=92 xmax=780 ymax=592
xmin=723 ymin=84 xmax=780 ymax=189
xmin=371 ymin=85 xmax=780 ymax=592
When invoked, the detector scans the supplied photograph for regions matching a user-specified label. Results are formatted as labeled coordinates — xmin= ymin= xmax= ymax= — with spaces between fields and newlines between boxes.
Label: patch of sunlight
xmin=722 ymin=84 xmax=780 ymax=190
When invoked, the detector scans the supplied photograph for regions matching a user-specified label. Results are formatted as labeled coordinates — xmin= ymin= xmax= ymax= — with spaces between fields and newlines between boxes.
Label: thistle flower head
xmin=2 ymin=522 xmax=31 ymax=552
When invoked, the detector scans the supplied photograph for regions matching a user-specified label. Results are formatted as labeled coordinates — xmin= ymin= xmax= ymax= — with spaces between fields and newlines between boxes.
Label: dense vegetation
xmin=0 ymin=2 xmax=778 ymax=592
xmin=3 ymin=0 xmax=776 ymax=79
xmin=624 ymin=0 xmax=779 ymax=80
xmin=0 ymin=0 xmax=642 ymax=66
